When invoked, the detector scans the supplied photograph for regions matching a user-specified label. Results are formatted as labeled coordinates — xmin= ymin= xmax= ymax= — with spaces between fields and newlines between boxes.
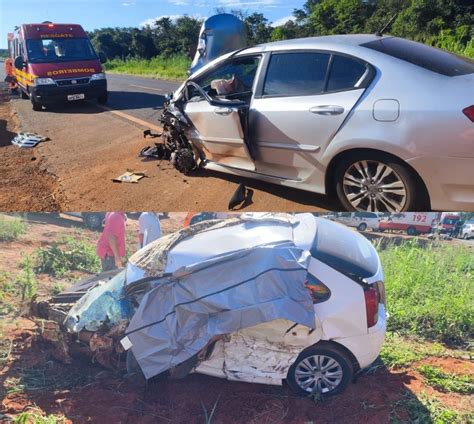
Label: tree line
xmin=88 ymin=0 xmax=474 ymax=60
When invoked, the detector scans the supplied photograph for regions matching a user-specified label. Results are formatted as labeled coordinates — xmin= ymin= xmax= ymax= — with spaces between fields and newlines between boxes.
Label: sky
xmin=0 ymin=0 xmax=304 ymax=48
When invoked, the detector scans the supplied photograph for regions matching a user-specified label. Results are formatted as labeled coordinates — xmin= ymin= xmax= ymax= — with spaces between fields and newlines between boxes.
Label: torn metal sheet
xmin=11 ymin=132 xmax=49 ymax=148
xmin=195 ymin=320 xmax=323 ymax=385
xmin=124 ymin=244 xmax=315 ymax=380
xmin=65 ymin=270 xmax=132 ymax=333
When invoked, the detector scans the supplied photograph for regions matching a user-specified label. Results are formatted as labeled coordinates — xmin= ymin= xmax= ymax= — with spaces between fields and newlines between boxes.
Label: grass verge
xmin=34 ymin=235 xmax=100 ymax=277
xmin=379 ymin=242 xmax=474 ymax=346
xmin=417 ymin=365 xmax=474 ymax=394
xmin=391 ymin=391 xmax=474 ymax=424
xmin=105 ymin=55 xmax=190 ymax=80
xmin=0 ymin=216 xmax=27 ymax=242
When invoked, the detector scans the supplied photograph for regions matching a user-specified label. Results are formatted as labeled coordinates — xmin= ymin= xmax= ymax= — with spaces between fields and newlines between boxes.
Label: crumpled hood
xmin=127 ymin=213 xmax=306 ymax=281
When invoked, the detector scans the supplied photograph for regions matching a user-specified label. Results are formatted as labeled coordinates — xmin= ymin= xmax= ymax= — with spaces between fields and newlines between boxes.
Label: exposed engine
xmin=159 ymin=102 xmax=198 ymax=175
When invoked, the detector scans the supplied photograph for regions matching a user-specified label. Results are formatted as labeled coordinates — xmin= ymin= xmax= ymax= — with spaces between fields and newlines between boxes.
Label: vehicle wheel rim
xmin=294 ymin=354 xmax=343 ymax=394
xmin=343 ymin=160 xmax=407 ymax=212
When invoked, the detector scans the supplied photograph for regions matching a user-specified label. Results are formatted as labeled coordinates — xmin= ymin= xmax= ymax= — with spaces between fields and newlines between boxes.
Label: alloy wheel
xmin=294 ymin=354 xmax=344 ymax=394
xmin=343 ymin=160 xmax=408 ymax=212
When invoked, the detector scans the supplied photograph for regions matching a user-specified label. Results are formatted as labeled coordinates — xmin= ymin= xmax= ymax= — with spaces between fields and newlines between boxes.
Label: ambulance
xmin=8 ymin=22 xmax=108 ymax=111
xmin=378 ymin=212 xmax=440 ymax=236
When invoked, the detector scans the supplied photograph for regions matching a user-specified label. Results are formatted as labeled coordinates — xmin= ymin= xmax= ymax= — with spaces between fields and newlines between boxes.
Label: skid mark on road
xmin=98 ymin=105 xmax=163 ymax=133
xmin=129 ymin=84 xmax=166 ymax=92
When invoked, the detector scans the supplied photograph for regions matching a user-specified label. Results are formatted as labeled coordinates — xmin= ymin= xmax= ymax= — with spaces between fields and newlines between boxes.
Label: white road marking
xmin=98 ymin=105 xmax=163 ymax=133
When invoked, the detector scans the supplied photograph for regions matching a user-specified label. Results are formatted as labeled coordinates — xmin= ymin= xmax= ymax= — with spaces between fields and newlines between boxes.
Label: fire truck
xmin=7 ymin=22 xmax=108 ymax=111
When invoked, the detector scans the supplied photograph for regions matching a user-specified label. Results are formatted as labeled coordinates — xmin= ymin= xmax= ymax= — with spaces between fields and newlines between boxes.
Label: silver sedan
xmin=164 ymin=34 xmax=474 ymax=212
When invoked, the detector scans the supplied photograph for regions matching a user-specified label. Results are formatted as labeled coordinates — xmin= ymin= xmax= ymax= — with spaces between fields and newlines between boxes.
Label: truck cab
xmin=10 ymin=22 xmax=108 ymax=111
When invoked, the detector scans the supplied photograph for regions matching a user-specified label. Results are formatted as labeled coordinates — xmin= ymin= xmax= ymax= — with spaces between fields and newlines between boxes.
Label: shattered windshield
xmin=26 ymin=38 xmax=98 ymax=63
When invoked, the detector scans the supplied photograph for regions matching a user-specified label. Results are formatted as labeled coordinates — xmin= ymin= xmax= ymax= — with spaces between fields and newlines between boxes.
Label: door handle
xmin=214 ymin=107 xmax=233 ymax=116
xmin=309 ymin=105 xmax=345 ymax=115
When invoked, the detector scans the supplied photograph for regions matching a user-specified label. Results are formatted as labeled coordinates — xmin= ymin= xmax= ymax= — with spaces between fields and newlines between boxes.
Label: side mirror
xmin=14 ymin=55 xmax=25 ymax=69
xmin=98 ymin=52 xmax=107 ymax=64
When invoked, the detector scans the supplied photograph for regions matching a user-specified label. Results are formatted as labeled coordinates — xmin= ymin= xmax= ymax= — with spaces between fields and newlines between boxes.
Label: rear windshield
xmin=311 ymin=218 xmax=379 ymax=280
xmin=362 ymin=37 xmax=474 ymax=77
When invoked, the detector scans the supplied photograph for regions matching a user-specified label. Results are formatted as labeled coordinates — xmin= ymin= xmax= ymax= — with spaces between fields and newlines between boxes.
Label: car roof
xmin=244 ymin=34 xmax=389 ymax=53
xmin=189 ymin=34 xmax=387 ymax=79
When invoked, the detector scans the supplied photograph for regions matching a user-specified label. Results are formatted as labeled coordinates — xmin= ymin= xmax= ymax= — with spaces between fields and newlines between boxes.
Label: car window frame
xmin=186 ymin=53 xmax=263 ymax=102
xmin=254 ymin=49 xmax=375 ymax=100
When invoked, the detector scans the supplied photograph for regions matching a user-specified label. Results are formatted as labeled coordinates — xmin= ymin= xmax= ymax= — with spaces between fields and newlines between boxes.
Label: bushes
xmin=379 ymin=242 xmax=474 ymax=346
xmin=105 ymin=55 xmax=191 ymax=80
xmin=34 ymin=236 xmax=100 ymax=277
xmin=0 ymin=216 xmax=26 ymax=241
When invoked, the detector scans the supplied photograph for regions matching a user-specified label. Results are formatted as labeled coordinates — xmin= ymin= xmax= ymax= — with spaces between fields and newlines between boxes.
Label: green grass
xmin=0 ymin=216 xmax=27 ymax=241
xmin=105 ymin=54 xmax=190 ymax=80
xmin=13 ymin=412 xmax=66 ymax=424
xmin=17 ymin=256 xmax=38 ymax=301
xmin=379 ymin=332 xmax=470 ymax=369
xmin=379 ymin=242 xmax=474 ymax=346
xmin=391 ymin=391 xmax=474 ymax=424
xmin=417 ymin=365 xmax=474 ymax=394
xmin=34 ymin=235 xmax=100 ymax=277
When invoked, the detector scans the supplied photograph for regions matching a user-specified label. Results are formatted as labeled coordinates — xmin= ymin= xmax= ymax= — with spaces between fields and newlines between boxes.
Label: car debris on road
xmin=112 ymin=171 xmax=146 ymax=183
xmin=11 ymin=132 xmax=49 ymax=148
xmin=30 ymin=214 xmax=386 ymax=396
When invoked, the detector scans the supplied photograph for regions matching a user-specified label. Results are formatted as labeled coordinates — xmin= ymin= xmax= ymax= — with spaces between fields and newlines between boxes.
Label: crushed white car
xmin=34 ymin=213 xmax=386 ymax=397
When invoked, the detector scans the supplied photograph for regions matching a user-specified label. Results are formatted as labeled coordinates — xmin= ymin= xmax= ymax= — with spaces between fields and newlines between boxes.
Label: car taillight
xmin=463 ymin=105 xmax=474 ymax=122
xmin=364 ymin=287 xmax=379 ymax=328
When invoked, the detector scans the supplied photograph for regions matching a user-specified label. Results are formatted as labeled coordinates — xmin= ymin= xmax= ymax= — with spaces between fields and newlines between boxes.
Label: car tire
xmin=97 ymin=92 xmax=108 ymax=105
xmin=407 ymin=226 xmax=417 ymax=236
xmin=31 ymin=97 xmax=42 ymax=111
xmin=334 ymin=152 xmax=424 ymax=212
xmin=357 ymin=223 xmax=367 ymax=232
xmin=286 ymin=343 xmax=353 ymax=397
xmin=21 ymin=89 xmax=29 ymax=99
xmin=464 ymin=234 xmax=469 ymax=240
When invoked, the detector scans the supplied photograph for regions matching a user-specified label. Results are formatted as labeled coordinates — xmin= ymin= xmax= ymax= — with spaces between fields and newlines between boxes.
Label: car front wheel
xmin=287 ymin=344 xmax=353 ymax=397
xmin=334 ymin=153 xmax=422 ymax=212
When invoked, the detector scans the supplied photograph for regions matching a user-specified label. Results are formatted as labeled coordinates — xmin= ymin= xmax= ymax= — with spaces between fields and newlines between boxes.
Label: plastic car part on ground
xmin=11 ymin=132 xmax=49 ymax=148
xmin=112 ymin=171 xmax=146 ymax=183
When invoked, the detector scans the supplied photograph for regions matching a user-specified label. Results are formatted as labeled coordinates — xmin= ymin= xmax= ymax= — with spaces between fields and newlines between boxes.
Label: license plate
xmin=67 ymin=94 xmax=85 ymax=101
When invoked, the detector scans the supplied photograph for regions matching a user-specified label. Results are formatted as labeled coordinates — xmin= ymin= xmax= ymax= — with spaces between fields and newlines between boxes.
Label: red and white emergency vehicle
xmin=378 ymin=212 xmax=440 ymax=236
xmin=8 ymin=22 xmax=108 ymax=110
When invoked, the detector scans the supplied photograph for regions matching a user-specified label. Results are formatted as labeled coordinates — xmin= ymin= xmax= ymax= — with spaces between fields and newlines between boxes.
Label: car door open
xmin=184 ymin=95 xmax=255 ymax=171
xmin=183 ymin=56 xmax=260 ymax=171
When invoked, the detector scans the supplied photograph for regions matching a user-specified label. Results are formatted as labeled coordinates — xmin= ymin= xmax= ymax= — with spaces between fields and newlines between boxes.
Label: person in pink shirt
xmin=96 ymin=212 xmax=127 ymax=271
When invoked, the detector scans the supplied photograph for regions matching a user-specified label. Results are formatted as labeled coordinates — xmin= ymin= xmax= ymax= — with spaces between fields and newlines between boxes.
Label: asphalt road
xmin=1 ymin=63 xmax=336 ymax=212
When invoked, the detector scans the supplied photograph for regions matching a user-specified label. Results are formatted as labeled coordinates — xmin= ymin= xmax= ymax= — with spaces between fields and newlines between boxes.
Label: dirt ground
xmin=1 ymin=215 xmax=472 ymax=423
xmin=0 ymin=94 xmax=66 ymax=211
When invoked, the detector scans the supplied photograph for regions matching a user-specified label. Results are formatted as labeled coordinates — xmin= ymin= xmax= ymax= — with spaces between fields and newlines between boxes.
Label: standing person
xmin=96 ymin=212 xmax=127 ymax=271
xmin=138 ymin=212 xmax=162 ymax=248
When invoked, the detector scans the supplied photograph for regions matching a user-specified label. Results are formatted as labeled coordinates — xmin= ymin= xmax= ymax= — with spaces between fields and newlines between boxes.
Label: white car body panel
xmin=173 ymin=35 xmax=474 ymax=211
